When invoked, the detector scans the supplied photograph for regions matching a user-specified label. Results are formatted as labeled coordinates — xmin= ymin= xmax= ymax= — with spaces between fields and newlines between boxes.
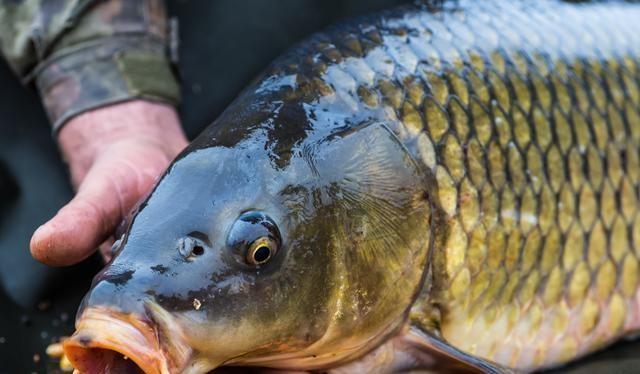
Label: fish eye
xmin=227 ymin=211 xmax=282 ymax=267
xmin=247 ymin=237 xmax=278 ymax=265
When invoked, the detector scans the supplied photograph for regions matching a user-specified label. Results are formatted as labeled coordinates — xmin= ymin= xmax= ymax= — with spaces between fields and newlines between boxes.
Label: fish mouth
xmin=63 ymin=306 xmax=191 ymax=374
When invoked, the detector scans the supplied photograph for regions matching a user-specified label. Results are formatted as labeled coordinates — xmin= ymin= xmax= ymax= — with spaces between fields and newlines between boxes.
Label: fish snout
xmin=63 ymin=304 xmax=192 ymax=374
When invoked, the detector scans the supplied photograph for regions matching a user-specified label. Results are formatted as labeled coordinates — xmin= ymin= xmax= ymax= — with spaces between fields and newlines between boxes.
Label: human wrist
xmin=57 ymin=100 xmax=188 ymax=186
xmin=36 ymin=37 xmax=181 ymax=134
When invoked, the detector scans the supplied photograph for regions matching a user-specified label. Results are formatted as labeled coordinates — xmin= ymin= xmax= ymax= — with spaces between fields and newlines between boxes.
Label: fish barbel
xmin=64 ymin=0 xmax=640 ymax=372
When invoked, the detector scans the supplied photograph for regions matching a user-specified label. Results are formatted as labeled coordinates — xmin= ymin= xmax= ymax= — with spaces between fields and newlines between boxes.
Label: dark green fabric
xmin=0 ymin=0 xmax=179 ymax=130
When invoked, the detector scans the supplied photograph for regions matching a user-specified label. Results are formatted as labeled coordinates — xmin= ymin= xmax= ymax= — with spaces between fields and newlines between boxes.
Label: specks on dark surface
xmin=0 ymin=282 xmax=94 ymax=373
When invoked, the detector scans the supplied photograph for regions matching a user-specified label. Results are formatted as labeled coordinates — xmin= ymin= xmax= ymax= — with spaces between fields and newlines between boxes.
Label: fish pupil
xmin=253 ymin=246 xmax=271 ymax=263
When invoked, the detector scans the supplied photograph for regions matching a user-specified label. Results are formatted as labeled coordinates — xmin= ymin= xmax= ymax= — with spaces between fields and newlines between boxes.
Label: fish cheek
xmin=169 ymin=241 xmax=335 ymax=361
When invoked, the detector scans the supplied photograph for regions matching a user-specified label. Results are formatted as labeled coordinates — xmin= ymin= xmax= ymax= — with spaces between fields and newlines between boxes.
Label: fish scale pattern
xmin=263 ymin=0 xmax=640 ymax=370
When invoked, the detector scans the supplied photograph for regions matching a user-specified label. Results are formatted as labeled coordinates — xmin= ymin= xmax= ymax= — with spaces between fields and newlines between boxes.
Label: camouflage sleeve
xmin=0 ymin=0 xmax=180 ymax=133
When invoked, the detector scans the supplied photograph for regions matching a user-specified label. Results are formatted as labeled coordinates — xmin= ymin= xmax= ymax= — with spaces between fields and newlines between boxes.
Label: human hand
xmin=30 ymin=101 xmax=188 ymax=266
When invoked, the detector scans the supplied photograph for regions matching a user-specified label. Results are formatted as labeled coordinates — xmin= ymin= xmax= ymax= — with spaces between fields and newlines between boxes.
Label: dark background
xmin=0 ymin=0 xmax=638 ymax=373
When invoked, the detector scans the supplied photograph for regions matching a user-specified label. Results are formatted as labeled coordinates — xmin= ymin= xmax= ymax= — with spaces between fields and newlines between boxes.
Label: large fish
xmin=63 ymin=0 xmax=640 ymax=373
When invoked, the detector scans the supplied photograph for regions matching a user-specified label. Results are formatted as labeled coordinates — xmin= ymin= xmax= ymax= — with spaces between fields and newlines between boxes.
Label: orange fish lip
xmin=63 ymin=306 xmax=191 ymax=374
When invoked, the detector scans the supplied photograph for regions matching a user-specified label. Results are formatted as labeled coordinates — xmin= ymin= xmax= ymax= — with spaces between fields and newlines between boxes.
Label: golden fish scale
xmin=385 ymin=3 xmax=640 ymax=370
xmin=267 ymin=0 xmax=640 ymax=370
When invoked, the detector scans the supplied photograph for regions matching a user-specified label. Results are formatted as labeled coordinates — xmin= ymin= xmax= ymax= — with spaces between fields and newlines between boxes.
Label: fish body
xmin=64 ymin=1 xmax=640 ymax=373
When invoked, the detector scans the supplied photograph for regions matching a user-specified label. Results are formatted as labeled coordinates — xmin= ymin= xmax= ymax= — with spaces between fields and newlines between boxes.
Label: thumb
xmin=30 ymin=152 xmax=157 ymax=266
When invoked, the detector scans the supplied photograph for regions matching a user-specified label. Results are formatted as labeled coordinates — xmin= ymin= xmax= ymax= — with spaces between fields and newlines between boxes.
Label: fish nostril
xmin=177 ymin=235 xmax=209 ymax=259
xmin=192 ymin=245 xmax=205 ymax=256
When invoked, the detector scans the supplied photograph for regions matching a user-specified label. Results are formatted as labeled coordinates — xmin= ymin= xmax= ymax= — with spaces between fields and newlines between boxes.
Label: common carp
xmin=63 ymin=0 xmax=640 ymax=372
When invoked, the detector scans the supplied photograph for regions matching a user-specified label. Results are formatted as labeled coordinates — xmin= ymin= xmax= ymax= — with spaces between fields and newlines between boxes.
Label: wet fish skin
xmin=64 ymin=1 xmax=640 ymax=373
xmin=386 ymin=1 xmax=640 ymax=370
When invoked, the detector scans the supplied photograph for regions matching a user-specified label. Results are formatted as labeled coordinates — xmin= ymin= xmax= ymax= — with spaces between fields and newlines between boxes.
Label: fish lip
xmin=63 ymin=306 xmax=191 ymax=374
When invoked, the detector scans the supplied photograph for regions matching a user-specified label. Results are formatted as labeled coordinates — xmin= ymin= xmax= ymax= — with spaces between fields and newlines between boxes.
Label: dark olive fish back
xmin=217 ymin=0 xmax=640 ymax=370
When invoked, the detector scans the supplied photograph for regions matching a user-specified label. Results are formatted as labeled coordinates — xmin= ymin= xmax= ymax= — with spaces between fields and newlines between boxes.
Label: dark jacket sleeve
xmin=0 ymin=0 xmax=180 ymax=132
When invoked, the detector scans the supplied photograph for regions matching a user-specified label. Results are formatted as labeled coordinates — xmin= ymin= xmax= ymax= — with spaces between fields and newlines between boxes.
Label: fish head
xmin=64 ymin=99 xmax=432 ymax=373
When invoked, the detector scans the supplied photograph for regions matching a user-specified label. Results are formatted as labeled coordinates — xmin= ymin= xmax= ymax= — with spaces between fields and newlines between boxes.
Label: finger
xmin=30 ymin=176 xmax=120 ymax=266
xmin=30 ymin=151 xmax=158 ymax=266
xmin=98 ymin=237 xmax=115 ymax=263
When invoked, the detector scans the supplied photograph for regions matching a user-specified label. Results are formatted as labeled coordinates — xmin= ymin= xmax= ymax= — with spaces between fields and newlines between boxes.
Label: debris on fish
xmin=63 ymin=0 xmax=640 ymax=373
